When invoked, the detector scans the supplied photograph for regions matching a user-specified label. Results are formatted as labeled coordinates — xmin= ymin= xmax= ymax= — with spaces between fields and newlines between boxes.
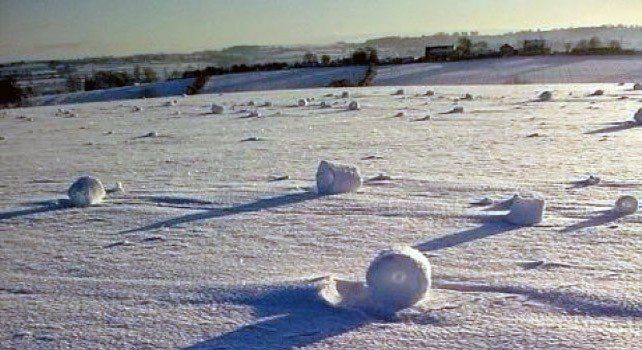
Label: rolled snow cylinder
xmin=211 ymin=104 xmax=225 ymax=114
xmin=444 ymin=106 xmax=464 ymax=114
xmin=504 ymin=196 xmax=545 ymax=226
xmin=320 ymin=101 xmax=330 ymax=108
xmin=615 ymin=195 xmax=638 ymax=215
xmin=133 ymin=106 xmax=143 ymax=112
xmin=590 ymin=89 xmax=604 ymax=96
xmin=366 ymin=245 xmax=431 ymax=313
xmin=106 ymin=181 xmax=125 ymax=194
xmin=341 ymin=91 xmax=350 ymax=98
xmin=538 ymin=91 xmax=553 ymax=102
xmin=462 ymin=93 xmax=473 ymax=100
xmin=394 ymin=89 xmax=405 ymax=95
xmin=247 ymin=110 xmax=261 ymax=118
xmin=425 ymin=90 xmax=435 ymax=96
xmin=634 ymin=108 xmax=642 ymax=125
xmin=633 ymin=83 xmax=641 ymax=91
xmin=298 ymin=99 xmax=308 ymax=107
xmin=68 ymin=176 xmax=106 ymax=207
xmin=316 ymin=160 xmax=362 ymax=195
xmin=586 ymin=175 xmax=601 ymax=186
xmin=348 ymin=101 xmax=360 ymax=110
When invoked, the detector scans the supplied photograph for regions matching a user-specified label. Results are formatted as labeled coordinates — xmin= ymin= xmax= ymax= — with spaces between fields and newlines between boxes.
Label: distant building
xmin=425 ymin=45 xmax=455 ymax=61
xmin=500 ymin=44 xmax=518 ymax=57
xmin=520 ymin=40 xmax=551 ymax=55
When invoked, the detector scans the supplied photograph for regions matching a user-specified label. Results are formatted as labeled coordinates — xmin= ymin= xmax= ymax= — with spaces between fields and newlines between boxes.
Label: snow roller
xmin=68 ymin=176 xmax=106 ymax=207
xmin=316 ymin=160 xmax=362 ymax=195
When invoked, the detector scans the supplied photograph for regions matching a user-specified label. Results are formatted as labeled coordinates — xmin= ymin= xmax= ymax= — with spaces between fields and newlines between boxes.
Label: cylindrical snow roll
xmin=68 ymin=176 xmax=106 ymax=207
xmin=211 ymin=104 xmax=225 ymax=114
xmin=634 ymin=108 xmax=642 ymax=125
xmin=247 ymin=110 xmax=261 ymax=118
xmin=316 ymin=160 xmax=362 ymax=195
xmin=366 ymin=246 xmax=431 ymax=313
xmin=538 ymin=91 xmax=553 ymax=101
xmin=504 ymin=196 xmax=545 ymax=226
xmin=298 ymin=99 xmax=308 ymax=107
xmin=615 ymin=195 xmax=638 ymax=215
xmin=394 ymin=89 xmax=405 ymax=95
xmin=341 ymin=91 xmax=350 ymax=98
xmin=633 ymin=83 xmax=641 ymax=91
xmin=348 ymin=101 xmax=360 ymax=110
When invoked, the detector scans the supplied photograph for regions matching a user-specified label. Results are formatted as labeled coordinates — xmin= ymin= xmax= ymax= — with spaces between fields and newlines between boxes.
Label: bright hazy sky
xmin=1 ymin=0 xmax=641 ymax=62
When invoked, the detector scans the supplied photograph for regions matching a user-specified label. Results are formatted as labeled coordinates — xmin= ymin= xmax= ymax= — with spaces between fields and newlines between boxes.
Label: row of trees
xmin=0 ymin=77 xmax=26 ymax=106
xmin=183 ymin=48 xmax=378 ymax=80
xmin=301 ymin=47 xmax=379 ymax=66
xmin=566 ymin=36 xmax=625 ymax=54
xmin=84 ymin=66 xmax=158 ymax=91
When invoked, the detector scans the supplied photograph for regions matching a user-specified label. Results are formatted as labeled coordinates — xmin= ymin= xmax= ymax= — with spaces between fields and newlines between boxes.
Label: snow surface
xmin=200 ymin=66 xmax=367 ymax=94
xmin=26 ymin=78 xmax=196 ymax=106
xmin=375 ymin=56 xmax=642 ymax=85
xmin=1 ymin=83 xmax=641 ymax=349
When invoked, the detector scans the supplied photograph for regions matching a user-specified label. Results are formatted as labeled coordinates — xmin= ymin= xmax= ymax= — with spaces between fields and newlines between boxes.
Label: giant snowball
xmin=538 ymin=91 xmax=553 ymax=102
xmin=316 ymin=160 xmax=362 ymax=195
xmin=68 ymin=176 xmax=106 ymax=207
xmin=634 ymin=108 xmax=642 ymax=125
xmin=366 ymin=245 xmax=431 ymax=313
xmin=615 ymin=195 xmax=638 ymax=215
xmin=504 ymin=196 xmax=545 ymax=226
xmin=211 ymin=104 xmax=225 ymax=114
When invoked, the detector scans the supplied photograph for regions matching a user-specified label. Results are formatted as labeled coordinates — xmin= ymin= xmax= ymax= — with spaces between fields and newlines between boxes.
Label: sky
xmin=1 ymin=0 xmax=641 ymax=62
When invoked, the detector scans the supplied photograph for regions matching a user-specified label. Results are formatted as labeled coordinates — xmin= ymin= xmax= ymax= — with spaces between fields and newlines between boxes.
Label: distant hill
xmin=363 ymin=26 xmax=642 ymax=58
xmin=6 ymin=26 xmax=639 ymax=68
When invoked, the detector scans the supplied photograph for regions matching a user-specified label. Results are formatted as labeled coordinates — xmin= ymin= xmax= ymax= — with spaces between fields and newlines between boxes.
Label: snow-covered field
xmin=22 ymin=56 xmax=642 ymax=108
xmin=375 ymin=56 xmax=642 ymax=85
xmin=201 ymin=66 xmax=367 ymax=94
xmin=24 ymin=66 xmax=367 ymax=107
xmin=1 ymin=83 xmax=641 ymax=349
xmin=26 ymin=78 xmax=197 ymax=107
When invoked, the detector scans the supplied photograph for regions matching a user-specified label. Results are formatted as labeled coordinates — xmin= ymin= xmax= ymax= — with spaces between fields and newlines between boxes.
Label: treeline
xmin=0 ymin=76 xmax=27 ymax=107
xmin=567 ymin=36 xmax=634 ymax=55
xmin=183 ymin=48 xmax=379 ymax=94
xmin=83 ymin=65 xmax=159 ymax=91
xmin=182 ymin=48 xmax=379 ymax=79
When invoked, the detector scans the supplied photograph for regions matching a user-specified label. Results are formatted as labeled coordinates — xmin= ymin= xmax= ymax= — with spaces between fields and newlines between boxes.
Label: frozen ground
xmin=22 ymin=56 xmax=642 ymax=108
xmin=1 ymin=83 xmax=641 ymax=349
xmin=375 ymin=56 xmax=642 ymax=85
xmin=26 ymin=78 xmax=197 ymax=107
xmin=24 ymin=66 xmax=367 ymax=107
xmin=200 ymin=66 xmax=367 ymax=94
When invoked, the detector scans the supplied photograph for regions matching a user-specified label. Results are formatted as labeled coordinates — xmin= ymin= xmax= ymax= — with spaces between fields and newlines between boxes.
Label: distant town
xmin=1 ymin=25 xmax=641 ymax=106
